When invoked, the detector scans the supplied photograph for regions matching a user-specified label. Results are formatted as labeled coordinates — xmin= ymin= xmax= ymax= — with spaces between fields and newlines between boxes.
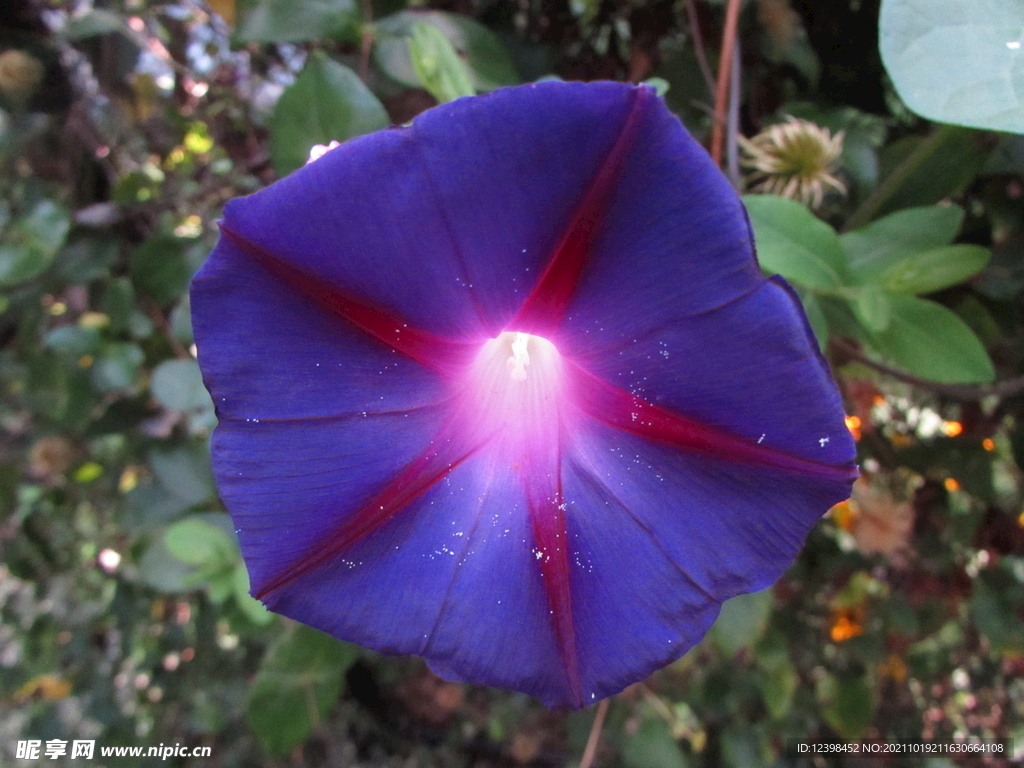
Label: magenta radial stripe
xmin=568 ymin=362 xmax=858 ymax=480
xmin=523 ymin=455 xmax=583 ymax=708
xmin=254 ymin=428 xmax=482 ymax=601
xmin=511 ymin=87 xmax=651 ymax=334
xmin=219 ymin=224 xmax=477 ymax=377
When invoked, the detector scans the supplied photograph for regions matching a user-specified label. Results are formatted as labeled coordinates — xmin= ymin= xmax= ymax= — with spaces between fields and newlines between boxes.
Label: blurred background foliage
xmin=1 ymin=0 xmax=1023 ymax=766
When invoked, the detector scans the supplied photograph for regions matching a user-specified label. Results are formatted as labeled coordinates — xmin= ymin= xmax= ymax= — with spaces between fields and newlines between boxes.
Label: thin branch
xmin=832 ymin=338 xmax=1024 ymax=400
xmin=358 ymin=0 xmax=374 ymax=82
xmin=140 ymin=296 xmax=191 ymax=360
xmin=683 ymin=0 xmax=716 ymax=97
xmin=639 ymin=683 xmax=676 ymax=725
xmin=725 ymin=38 xmax=742 ymax=188
xmin=843 ymin=123 xmax=957 ymax=232
xmin=710 ymin=0 xmax=743 ymax=166
xmin=580 ymin=698 xmax=610 ymax=768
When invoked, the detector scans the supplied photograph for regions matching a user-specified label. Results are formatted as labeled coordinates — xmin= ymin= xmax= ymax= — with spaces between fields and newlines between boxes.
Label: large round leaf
xmin=880 ymin=0 xmax=1024 ymax=133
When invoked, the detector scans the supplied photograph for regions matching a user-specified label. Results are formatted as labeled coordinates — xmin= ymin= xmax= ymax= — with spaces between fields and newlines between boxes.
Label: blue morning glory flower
xmin=190 ymin=80 xmax=857 ymax=708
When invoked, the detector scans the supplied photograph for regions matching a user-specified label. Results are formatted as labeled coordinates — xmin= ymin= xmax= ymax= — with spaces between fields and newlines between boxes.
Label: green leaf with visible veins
xmin=743 ymin=195 xmax=847 ymax=289
xmin=269 ymin=52 xmax=389 ymax=176
xmin=880 ymin=0 xmax=1024 ymax=133
xmin=247 ymin=625 xmax=360 ymax=755
xmin=841 ymin=205 xmax=964 ymax=284
xmin=866 ymin=295 xmax=995 ymax=383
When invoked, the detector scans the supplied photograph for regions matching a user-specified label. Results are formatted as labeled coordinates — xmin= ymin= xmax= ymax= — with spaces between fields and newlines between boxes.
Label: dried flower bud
xmin=740 ymin=116 xmax=846 ymax=209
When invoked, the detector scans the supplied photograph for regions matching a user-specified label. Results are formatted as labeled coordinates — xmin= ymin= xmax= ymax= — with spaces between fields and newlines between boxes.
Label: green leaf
xmin=721 ymin=725 xmax=767 ymax=768
xmin=20 ymin=199 xmax=71 ymax=256
xmin=970 ymin=574 xmax=1024 ymax=652
xmin=742 ymin=195 xmax=846 ymax=289
xmin=711 ymin=588 xmax=773 ymax=656
xmin=148 ymin=443 xmax=217 ymax=508
xmin=234 ymin=564 xmax=274 ymax=624
xmin=169 ymin=295 xmax=194 ymax=345
xmin=90 ymin=342 xmax=144 ymax=392
xmin=44 ymin=325 xmax=102 ymax=357
xmin=269 ymin=52 xmax=389 ymax=176
xmin=247 ymin=624 xmax=360 ymax=756
xmin=841 ymin=205 xmax=964 ymax=284
xmin=102 ymin=277 xmax=136 ymax=334
xmin=373 ymin=11 xmax=519 ymax=93
xmin=139 ymin=536 xmax=195 ymax=592
xmin=757 ymin=660 xmax=797 ymax=720
xmin=880 ymin=0 xmax=1024 ymax=133
xmin=165 ymin=518 xmax=236 ymax=566
xmin=870 ymin=127 xmax=993 ymax=219
xmin=850 ymin=285 xmax=892 ymax=332
xmin=124 ymin=485 xmax=194 ymax=526
xmin=817 ymin=674 xmax=875 ymax=741
xmin=865 ymin=295 xmax=995 ymax=383
xmin=53 ymin=235 xmax=118 ymax=283
xmin=622 ymin=715 xmax=688 ymax=768
xmin=205 ymin=570 xmax=235 ymax=603
xmin=0 ymin=200 xmax=71 ymax=286
xmin=954 ymin=296 xmax=1001 ymax=347
xmin=408 ymin=21 xmax=476 ymax=103
xmin=64 ymin=9 xmax=127 ymax=39
xmin=755 ymin=632 xmax=799 ymax=720
xmin=641 ymin=77 xmax=670 ymax=97
xmin=74 ymin=462 xmax=103 ymax=483
xmin=798 ymin=289 xmax=829 ymax=351
xmin=880 ymin=245 xmax=991 ymax=294
xmin=235 ymin=0 xmax=359 ymax=44
xmin=151 ymin=358 xmax=213 ymax=412
xmin=131 ymin=233 xmax=193 ymax=307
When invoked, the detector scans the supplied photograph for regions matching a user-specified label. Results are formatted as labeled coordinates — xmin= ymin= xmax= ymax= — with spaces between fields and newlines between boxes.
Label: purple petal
xmin=218 ymin=81 xmax=648 ymax=341
xmin=261 ymin=453 xmax=571 ymax=707
xmin=191 ymin=236 xmax=447 ymax=418
xmin=555 ymin=86 xmax=761 ymax=355
xmin=212 ymin=409 xmax=442 ymax=591
xmin=560 ymin=415 xmax=844 ymax=701
xmin=571 ymin=278 xmax=856 ymax=470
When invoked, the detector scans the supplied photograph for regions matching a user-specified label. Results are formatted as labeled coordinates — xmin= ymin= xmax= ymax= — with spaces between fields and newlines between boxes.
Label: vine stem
xmin=710 ymin=0 xmax=743 ymax=167
xmin=140 ymin=296 xmax=190 ymax=359
xmin=579 ymin=698 xmax=610 ymax=768
xmin=725 ymin=38 xmax=742 ymax=188
xmin=842 ymin=124 xmax=958 ymax=232
xmin=683 ymin=0 xmax=716 ymax=96
xmin=832 ymin=338 xmax=1024 ymax=400
xmin=357 ymin=0 xmax=374 ymax=82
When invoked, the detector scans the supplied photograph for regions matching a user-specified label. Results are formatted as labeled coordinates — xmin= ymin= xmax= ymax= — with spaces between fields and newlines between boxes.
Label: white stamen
xmin=508 ymin=331 xmax=531 ymax=382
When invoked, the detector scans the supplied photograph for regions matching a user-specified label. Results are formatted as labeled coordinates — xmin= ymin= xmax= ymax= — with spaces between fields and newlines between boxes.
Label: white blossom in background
xmin=306 ymin=141 xmax=341 ymax=165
